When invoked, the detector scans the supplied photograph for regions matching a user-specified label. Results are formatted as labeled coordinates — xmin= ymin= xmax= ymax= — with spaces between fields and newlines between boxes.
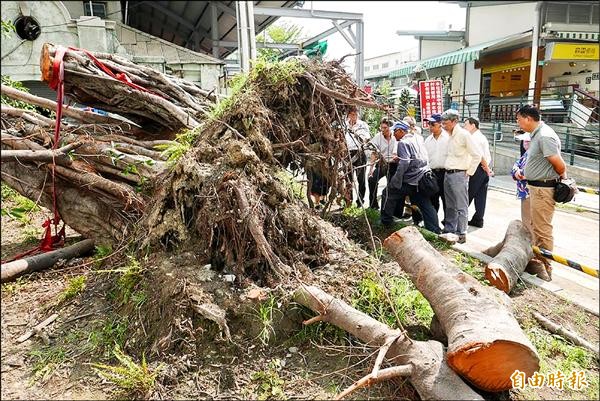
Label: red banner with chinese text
xmin=419 ymin=80 xmax=444 ymax=128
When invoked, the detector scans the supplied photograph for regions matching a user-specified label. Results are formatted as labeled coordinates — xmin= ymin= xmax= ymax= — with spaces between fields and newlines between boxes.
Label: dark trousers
xmin=349 ymin=150 xmax=366 ymax=206
xmin=468 ymin=165 xmax=489 ymax=223
xmin=430 ymin=168 xmax=446 ymax=215
xmin=368 ymin=162 xmax=397 ymax=209
xmin=381 ymin=183 xmax=441 ymax=233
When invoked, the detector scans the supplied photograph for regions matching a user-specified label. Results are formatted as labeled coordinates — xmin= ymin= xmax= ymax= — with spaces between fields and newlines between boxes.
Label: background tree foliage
xmin=256 ymin=22 xmax=305 ymax=61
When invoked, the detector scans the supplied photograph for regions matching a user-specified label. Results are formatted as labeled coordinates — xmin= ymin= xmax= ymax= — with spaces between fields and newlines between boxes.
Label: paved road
xmin=367 ymin=175 xmax=600 ymax=314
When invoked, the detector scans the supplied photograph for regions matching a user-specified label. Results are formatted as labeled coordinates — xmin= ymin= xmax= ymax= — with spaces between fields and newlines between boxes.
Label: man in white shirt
xmin=345 ymin=107 xmax=371 ymax=207
xmin=367 ymin=118 xmax=397 ymax=209
xmin=439 ymin=109 xmax=482 ymax=243
xmin=463 ymin=117 xmax=494 ymax=228
xmin=423 ymin=113 xmax=449 ymax=217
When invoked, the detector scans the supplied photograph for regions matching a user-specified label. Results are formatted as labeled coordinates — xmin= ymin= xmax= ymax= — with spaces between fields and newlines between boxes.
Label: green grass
xmin=93 ymin=244 xmax=113 ymax=267
xmin=251 ymin=358 xmax=286 ymax=400
xmin=1 ymin=183 xmax=40 ymax=224
xmin=88 ymin=316 xmax=129 ymax=359
xmin=59 ymin=275 xmax=86 ymax=302
xmin=21 ymin=226 xmax=42 ymax=244
xmin=522 ymin=326 xmax=599 ymax=399
xmin=1 ymin=276 xmax=29 ymax=295
xmin=453 ymin=252 xmax=487 ymax=283
xmin=253 ymin=295 xmax=280 ymax=346
xmin=351 ymin=273 xmax=433 ymax=334
xmin=28 ymin=345 xmax=67 ymax=382
xmin=92 ymin=345 xmax=161 ymax=399
xmin=116 ymin=255 xmax=145 ymax=305
xmin=154 ymin=127 xmax=201 ymax=166
xmin=275 ymin=170 xmax=306 ymax=201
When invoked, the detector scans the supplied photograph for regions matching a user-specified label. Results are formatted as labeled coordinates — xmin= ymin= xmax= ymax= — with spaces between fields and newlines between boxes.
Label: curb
xmin=453 ymin=242 xmax=599 ymax=317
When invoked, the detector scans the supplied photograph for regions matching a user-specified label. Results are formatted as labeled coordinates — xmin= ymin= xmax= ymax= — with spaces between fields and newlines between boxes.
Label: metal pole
xmin=125 ymin=1 xmax=129 ymax=24
xmin=246 ymin=0 xmax=257 ymax=61
xmin=236 ymin=1 xmax=250 ymax=72
xmin=527 ymin=3 xmax=541 ymax=103
xmin=211 ymin=2 xmax=219 ymax=58
xmin=355 ymin=21 xmax=364 ymax=87
xmin=89 ymin=0 xmax=94 ymax=16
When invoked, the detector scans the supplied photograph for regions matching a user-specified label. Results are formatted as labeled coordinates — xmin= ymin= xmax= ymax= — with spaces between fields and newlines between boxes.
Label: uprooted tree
xmin=1 ymin=43 xmax=540 ymax=398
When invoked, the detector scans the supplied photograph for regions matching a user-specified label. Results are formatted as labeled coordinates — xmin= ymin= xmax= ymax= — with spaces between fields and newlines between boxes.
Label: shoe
xmin=439 ymin=233 xmax=459 ymax=243
xmin=457 ymin=234 xmax=466 ymax=244
xmin=468 ymin=219 xmax=483 ymax=228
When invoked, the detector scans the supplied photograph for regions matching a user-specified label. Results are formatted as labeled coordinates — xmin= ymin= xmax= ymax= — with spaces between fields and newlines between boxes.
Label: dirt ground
xmin=1 ymin=200 xmax=599 ymax=400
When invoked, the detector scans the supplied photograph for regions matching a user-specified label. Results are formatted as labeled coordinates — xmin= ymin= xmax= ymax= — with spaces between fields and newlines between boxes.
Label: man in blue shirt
xmin=380 ymin=121 xmax=441 ymax=233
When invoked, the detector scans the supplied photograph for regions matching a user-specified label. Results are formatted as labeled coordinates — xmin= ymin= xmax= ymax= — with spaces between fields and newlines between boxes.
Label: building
xmin=1 ymin=1 xmax=225 ymax=99
xmin=388 ymin=1 xmax=599 ymax=122
xmin=364 ymin=49 xmax=418 ymax=89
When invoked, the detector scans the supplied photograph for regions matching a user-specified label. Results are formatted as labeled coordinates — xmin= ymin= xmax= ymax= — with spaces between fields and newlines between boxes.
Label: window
xmin=382 ymin=62 xmax=389 ymax=69
xmin=365 ymin=66 xmax=370 ymax=72
xmin=372 ymin=64 xmax=379 ymax=70
xmin=544 ymin=2 xmax=598 ymax=25
xmin=396 ymin=60 xmax=399 ymax=65
xmin=84 ymin=1 xmax=107 ymax=19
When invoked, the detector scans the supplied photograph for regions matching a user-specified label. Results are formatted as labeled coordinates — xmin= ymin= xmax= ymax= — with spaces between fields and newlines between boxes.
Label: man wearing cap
xmin=380 ymin=121 xmax=440 ymax=233
xmin=345 ymin=107 xmax=371 ymax=206
xmin=463 ymin=117 xmax=493 ymax=228
xmin=423 ymin=113 xmax=449 ymax=218
xmin=367 ymin=118 xmax=398 ymax=210
xmin=439 ymin=109 xmax=482 ymax=244
xmin=516 ymin=104 xmax=566 ymax=253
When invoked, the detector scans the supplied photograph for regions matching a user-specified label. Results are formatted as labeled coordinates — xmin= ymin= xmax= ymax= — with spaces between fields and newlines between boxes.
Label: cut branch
xmin=484 ymin=220 xmax=534 ymax=293
xmin=1 ymin=239 xmax=95 ymax=283
xmin=533 ymin=312 xmax=599 ymax=356
xmin=295 ymin=285 xmax=484 ymax=400
xmin=383 ymin=226 xmax=539 ymax=392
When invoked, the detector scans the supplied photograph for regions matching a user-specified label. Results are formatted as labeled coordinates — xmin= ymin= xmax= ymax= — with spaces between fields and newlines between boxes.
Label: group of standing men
xmin=345 ymin=108 xmax=494 ymax=244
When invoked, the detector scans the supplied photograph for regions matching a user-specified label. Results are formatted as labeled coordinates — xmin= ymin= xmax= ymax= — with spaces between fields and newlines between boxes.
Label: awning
xmin=553 ymin=31 xmax=599 ymax=42
xmin=389 ymin=30 xmax=532 ymax=78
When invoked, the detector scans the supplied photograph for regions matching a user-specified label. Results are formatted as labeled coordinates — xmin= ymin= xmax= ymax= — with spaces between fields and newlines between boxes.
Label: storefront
xmin=541 ymin=42 xmax=599 ymax=97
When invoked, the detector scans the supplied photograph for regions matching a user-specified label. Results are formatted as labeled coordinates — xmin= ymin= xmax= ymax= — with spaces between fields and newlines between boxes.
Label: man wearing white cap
xmin=439 ymin=109 xmax=482 ymax=243
xmin=423 ymin=113 xmax=449 ymax=217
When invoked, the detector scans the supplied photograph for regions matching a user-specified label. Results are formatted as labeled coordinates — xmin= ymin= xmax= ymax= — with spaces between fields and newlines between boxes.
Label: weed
xmin=93 ymin=244 xmax=113 ymax=267
xmin=1 ymin=276 xmax=29 ymax=295
xmin=115 ymin=254 xmax=145 ymax=305
xmin=21 ymin=226 xmax=42 ymax=244
xmin=275 ymin=170 xmax=306 ymax=201
xmin=88 ymin=316 xmax=129 ymax=358
xmin=130 ymin=289 xmax=148 ymax=308
xmin=254 ymin=295 xmax=279 ymax=346
xmin=154 ymin=127 xmax=201 ymax=165
xmin=525 ymin=326 xmax=598 ymax=398
xmin=92 ymin=344 xmax=161 ymax=399
xmin=59 ymin=275 xmax=86 ymax=302
xmin=1 ymin=183 xmax=40 ymax=224
xmin=453 ymin=252 xmax=487 ymax=283
xmin=352 ymin=273 xmax=433 ymax=330
xmin=28 ymin=345 xmax=67 ymax=382
xmin=251 ymin=358 xmax=286 ymax=400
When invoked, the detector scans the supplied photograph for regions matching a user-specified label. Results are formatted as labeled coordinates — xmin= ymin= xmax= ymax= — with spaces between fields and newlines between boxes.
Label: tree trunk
xmin=484 ymin=220 xmax=534 ymax=293
xmin=294 ymin=285 xmax=484 ymax=400
xmin=383 ymin=226 xmax=539 ymax=392
xmin=1 ymin=239 xmax=95 ymax=283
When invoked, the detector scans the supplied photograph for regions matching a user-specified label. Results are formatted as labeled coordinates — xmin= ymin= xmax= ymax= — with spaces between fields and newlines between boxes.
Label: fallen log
xmin=484 ymin=220 xmax=534 ymax=293
xmin=532 ymin=312 xmax=599 ymax=356
xmin=294 ymin=285 xmax=484 ymax=400
xmin=1 ymin=239 xmax=95 ymax=283
xmin=383 ymin=226 xmax=539 ymax=392
xmin=0 ymin=141 xmax=81 ymax=164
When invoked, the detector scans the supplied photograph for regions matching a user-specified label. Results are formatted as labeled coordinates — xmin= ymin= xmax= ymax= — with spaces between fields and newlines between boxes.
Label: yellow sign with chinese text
xmin=548 ymin=43 xmax=599 ymax=60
